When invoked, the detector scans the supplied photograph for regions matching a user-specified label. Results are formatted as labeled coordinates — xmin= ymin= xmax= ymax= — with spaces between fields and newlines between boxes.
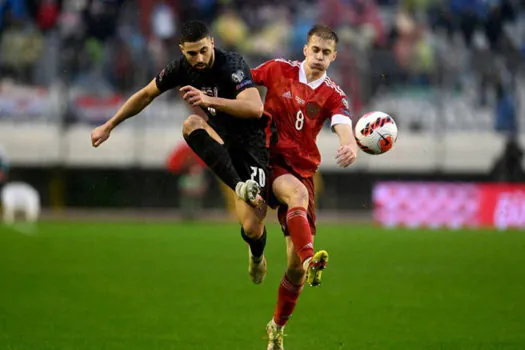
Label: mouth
xmin=195 ymin=64 xmax=207 ymax=69
xmin=311 ymin=63 xmax=324 ymax=70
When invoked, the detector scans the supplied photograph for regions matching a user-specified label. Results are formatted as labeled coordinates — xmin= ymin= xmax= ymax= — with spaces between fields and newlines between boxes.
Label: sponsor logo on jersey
xmin=295 ymin=96 xmax=305 ymax=105
xmin=231 ymin=70 xmax=245 ymax=83
xmin=158 ymin=69 xmax=165 ymax=81
xmin=236 ymin=79 xmax=253 ymax=91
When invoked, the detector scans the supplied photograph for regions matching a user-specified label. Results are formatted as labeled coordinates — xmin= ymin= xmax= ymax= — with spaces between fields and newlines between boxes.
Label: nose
xmin=315 ymin=52 xmax=323 ymax=61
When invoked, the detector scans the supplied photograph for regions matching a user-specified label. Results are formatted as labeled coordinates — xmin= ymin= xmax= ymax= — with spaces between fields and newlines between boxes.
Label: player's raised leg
xmin=182 ymin=114 xmax=260 ymax=205
xmin=235 ymin=197 xmax=267 ymax=284
xmin=273 ymin=174 xmax=328 ymax=286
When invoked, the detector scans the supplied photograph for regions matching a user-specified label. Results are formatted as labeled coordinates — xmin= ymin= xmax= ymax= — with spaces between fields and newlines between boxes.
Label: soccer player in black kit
xmin=91 ymin=21 xmax=269 ymax=284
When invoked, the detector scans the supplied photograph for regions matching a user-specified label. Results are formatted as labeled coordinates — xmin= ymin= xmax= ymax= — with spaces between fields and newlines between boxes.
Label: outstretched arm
xmin=107 ymin=79 xmax=161 ymax=130
xmin=91 ymin=80 xmax=161 ymax=147
xmin=333 ymin=123 xmax=358 ymax=168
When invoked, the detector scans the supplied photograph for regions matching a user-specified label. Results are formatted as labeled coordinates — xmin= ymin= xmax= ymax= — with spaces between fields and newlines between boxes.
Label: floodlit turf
xmin=1 ymin=221 xmax=524 ymax=350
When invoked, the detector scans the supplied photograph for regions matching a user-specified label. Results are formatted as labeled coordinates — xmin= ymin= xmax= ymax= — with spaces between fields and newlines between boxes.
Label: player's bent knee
xmin=288 ymin=185 xmax=309 ymax=209
xmin=241 ymin=217 xmax=264 ymax=238
xmin=286 ymin=266 xmax=306 ymax=284
xmin=182 ymin=115 xmax=205 ymax=138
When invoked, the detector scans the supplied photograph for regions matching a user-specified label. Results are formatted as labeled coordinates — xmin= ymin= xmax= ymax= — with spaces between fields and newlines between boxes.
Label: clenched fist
xmin=91 ymin=123 xmax=112 ymax=147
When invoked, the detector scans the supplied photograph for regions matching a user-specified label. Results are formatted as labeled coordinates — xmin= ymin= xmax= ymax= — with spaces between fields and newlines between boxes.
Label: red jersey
xmin=251 ymin=59 xmax=352 ymax=178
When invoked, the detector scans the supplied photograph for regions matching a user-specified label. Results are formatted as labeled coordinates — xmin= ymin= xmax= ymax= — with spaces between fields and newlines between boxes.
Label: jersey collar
xmin=299 ymin=61 xmax=326 ymax=90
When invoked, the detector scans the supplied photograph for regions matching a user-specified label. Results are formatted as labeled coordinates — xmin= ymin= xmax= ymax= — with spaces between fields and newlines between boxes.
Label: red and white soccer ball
xmin=354 ymin=111 xmax=398 ymax=155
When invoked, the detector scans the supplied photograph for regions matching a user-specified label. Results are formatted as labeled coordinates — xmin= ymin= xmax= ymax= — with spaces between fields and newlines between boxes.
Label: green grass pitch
xmin=1 ymin=222 xmax=524 ymax=350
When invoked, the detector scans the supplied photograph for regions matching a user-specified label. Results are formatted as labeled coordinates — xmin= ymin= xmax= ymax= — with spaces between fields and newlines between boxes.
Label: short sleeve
xmin=155 ymin=58 xmax=183 ymax=92
xmin=328 ymin=93 xmax=353 ymax=129
xmin=251 ymin=60 xmax=275 ymax=86
xmin=224 ymin=53 xmax=256 ymax=95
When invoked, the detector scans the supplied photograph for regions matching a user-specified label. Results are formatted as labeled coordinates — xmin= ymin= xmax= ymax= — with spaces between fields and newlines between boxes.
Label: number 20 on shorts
xmin=250 ymin=166 xmax=266 ymax=187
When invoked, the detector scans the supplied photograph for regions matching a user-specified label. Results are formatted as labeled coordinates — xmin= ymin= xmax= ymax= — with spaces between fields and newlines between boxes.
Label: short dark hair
xmin=179 ymin=21 xmax=211 ymax=44
xmin=307 ymin=24 xmax=339 ymax=45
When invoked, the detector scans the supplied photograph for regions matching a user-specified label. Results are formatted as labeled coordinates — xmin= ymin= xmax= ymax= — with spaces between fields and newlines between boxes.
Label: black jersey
xmin=155 ymin=48 xmax=268 ymax=148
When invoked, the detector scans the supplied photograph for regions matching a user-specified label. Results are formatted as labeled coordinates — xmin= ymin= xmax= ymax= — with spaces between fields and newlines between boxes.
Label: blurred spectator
xmin=320 ymin=0 xmax=385 ymax=47
xmin=0 ymin=0 xmax=29 ymax=33
xmin=166 ymin=142 xmax=208 ymax=221
xmin=450 ymin=0 xmax=487 ymax=48
xmin=34 ymin=0 xmax=61 ymax=32
xmin=0 ymin=21 xmax=44 ymax=83
xmin=151 ymin=0 xmax=177 ymax=41
xmin=0 ymin=145 xmax=8 ymax=186
xmin=491 ymin=136 xmax=525 ymax=182
xmin=84 ymin=0 xmax=122 ymax=43
xmin=179 ymin=0 xmax=217 ymax=23
xmin=0 ymin=0 xmax=523 ymax=134
xmin=409 ymin=23 xmax=436 ymax=84
xmin=494 ymin=79 xmax=517 ymax=134
xmin=244 ymin=5 xmax=292 ymax=59
xmin=483 ymin=0 xmax=516 ymax=53
xmin=401 ymin=0 xmax=434 ymax=14
xmin=289 ymin=2 xmax=316 ymax=58
xmin=212 ymin=7 xmax=248 ymax=51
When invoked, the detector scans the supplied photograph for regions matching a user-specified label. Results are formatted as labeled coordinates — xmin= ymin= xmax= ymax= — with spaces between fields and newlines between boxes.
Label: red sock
xmin=286 ymin=207 xmax=314 ymax=263
xmin=273 ymin=274 xmax=304 ymax=327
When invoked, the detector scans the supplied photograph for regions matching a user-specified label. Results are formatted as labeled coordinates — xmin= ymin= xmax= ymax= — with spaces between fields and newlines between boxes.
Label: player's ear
xmin=210 ymin=37 xmax=215 ymax=48
xmin=331 ymin=50 xmax=337 ymax=62
xmin=303 ymin=44 xmax=308 ymax=57
xmin=179 ymin=43 xmax=184 ymax=53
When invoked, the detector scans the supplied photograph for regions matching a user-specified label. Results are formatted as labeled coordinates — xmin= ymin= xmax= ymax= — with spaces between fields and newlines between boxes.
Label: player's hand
xmin=91 ymin=123 xmax=112 ymax=147
xmin=336 ymin=144 xmax=358 ymax=168
xmin=180 ymin=86 xmax=211 ymax=108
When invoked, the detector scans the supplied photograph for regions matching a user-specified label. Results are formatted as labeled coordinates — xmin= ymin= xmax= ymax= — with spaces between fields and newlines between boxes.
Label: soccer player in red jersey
xmin=251 ymin=24 xmax=358 ymax=349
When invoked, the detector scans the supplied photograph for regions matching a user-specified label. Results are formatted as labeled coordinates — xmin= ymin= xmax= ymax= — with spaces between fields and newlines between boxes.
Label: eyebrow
xmin=186 ymin=46 xmax=208 ymax=54
xmin=312 ymin=45 xmax=332 ymax=53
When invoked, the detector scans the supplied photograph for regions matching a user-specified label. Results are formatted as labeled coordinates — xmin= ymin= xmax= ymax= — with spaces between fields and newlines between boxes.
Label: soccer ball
xmin=354 ymin=111 xmax=398 ymax=155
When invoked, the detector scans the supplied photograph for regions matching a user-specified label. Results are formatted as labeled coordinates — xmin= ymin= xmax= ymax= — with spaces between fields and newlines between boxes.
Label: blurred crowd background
xmin=0 ymin=0 xmax=524 ymax=131
xmin=0 ymin=0 xmax=524 ymax=216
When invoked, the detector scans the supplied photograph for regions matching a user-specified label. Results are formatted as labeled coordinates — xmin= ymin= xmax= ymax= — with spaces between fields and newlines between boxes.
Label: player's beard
xmin=193 ymin=54 xmax=214 ymax=70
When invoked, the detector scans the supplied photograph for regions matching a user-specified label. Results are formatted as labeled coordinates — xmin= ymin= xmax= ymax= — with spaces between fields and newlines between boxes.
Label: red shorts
xmin=268 ymin=161 xmax=316 ymax=236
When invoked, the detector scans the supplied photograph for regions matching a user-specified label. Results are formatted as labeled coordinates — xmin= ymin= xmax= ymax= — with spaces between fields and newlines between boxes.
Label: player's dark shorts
xmin=268 ymin=157 xmax=316 ymax=236
xmin=224 ymin=140 xmax=270 ymax=197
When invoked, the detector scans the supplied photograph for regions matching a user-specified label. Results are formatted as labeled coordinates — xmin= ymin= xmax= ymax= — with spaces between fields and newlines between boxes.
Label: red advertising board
xmin=71 ymin=94 xmax=124 ymax=123
xmin=373 ymin=182 xmax=525 ymax=229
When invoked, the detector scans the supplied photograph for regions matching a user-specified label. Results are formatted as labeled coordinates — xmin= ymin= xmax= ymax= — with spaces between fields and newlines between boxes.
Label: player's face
xmin=303 ymin=35 xmax=337 ymax=73
xmin=180 ymin=37 xmax=215 ymax=70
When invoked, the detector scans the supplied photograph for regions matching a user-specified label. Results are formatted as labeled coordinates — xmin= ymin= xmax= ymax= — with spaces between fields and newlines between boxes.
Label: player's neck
xmin=304 ymin=65 xmax=324 ymax=83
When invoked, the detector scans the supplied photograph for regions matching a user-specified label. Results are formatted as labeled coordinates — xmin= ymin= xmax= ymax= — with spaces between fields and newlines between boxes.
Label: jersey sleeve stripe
xmin=324 ymin=78 xmax=346 ymax=96
xmin=274 ymin=58 xmax=301 ymax=67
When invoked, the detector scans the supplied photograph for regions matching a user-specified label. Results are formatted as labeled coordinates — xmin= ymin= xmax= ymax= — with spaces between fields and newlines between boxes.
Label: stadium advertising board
xmin=0 ymin=84 xmax=51 ymax=119
xmin=373 ymin=182 xmax=525 ymax=229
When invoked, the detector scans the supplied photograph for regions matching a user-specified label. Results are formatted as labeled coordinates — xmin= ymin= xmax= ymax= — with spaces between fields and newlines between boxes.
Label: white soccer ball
xmin=354 ymin=111 xmax=398 ymax=155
